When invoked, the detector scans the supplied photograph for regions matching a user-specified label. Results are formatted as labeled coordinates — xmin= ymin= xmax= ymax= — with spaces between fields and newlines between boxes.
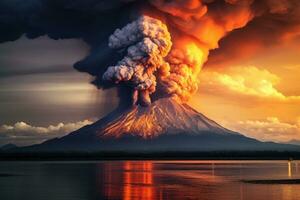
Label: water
xmin=0 ymin=160 xmax=299 ymax=200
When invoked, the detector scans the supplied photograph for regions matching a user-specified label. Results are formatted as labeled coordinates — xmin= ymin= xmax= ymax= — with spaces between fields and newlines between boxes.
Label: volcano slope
xmin=17 ymin=98 xmax=299 ymax=153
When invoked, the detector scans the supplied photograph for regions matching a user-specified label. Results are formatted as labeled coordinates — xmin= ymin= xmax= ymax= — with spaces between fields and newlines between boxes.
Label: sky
xmin=0 ymin=0 xmax=300 ymax=146
xmin=193 ymin=40 xmax=300 ymax=143
xmin=0 ymin=36 xmax=119 ymax=145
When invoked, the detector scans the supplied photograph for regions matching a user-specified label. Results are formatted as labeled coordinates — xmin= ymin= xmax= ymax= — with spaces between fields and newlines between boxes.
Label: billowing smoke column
xmin=101 ymin=16 xmax=206 ymax=106
xmin=102 ymin=16 xmax=172 ymax=106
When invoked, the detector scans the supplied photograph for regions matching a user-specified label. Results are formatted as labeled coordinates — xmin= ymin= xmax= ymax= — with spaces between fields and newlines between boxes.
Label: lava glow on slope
xmin=98 ymin=98 xmax=229 ymax=139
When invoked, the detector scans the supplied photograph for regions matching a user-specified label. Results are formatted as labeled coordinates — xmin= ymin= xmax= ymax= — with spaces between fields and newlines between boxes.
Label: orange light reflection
xmin=123 ymin=161 xmax=155 ymax=200
xmin=100 ymin=161 xmax=158 ymax=200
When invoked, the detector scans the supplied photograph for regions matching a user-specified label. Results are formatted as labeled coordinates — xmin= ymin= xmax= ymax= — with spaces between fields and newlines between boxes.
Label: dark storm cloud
xmin=0 ymin=0 xmax=134 ymax=42
xmin=0 ymin=0 xmax=142 ymax=107
xmin=0 ymin=35 xmax=88 ymax=77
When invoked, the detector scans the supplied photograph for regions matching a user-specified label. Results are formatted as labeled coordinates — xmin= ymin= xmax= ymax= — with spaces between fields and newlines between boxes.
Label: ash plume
xmin=0 ymin=0 xmax=299 ymax=107
xmin=102 ymin=16 xmax=172 ymax=106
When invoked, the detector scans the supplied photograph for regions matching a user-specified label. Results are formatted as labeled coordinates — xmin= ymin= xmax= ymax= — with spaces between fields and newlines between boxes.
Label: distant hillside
xmin=287 ymin=139 xmax=300 ymax=146
xmin=0 ymin=144 xmax=17 ymax=151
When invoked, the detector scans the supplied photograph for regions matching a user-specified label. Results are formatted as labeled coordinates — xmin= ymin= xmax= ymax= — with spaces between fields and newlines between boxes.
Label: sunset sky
xmin=0 ymin=0 xmax=300 ymax=146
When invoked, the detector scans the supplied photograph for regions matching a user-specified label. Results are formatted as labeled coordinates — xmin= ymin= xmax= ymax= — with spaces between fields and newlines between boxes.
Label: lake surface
xmin=0 ymin=160 xmax=299 ymax=200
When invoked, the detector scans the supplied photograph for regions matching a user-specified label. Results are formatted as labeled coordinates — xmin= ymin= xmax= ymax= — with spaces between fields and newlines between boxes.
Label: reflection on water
xmin=97 ymin=160 xmax=300 ymax=200
xmin=123 ymin=162 xmax=154 ymax=200
xmin=99 ymin=161 xmax=227 ymax=200
xmin=100 ymin=161 xmax=156 ymax=200
xmin=288 ymin=161 xmax=292 ymax=177
xmin=0 ymin=160 xmax=300 ymax=200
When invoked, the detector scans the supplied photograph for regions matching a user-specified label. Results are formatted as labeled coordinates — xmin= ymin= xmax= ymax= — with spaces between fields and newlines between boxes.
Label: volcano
xmin=20 ymin=98 xmax=299 ymax=153
xmin=97 ymin=97 xmax=231 ymax=138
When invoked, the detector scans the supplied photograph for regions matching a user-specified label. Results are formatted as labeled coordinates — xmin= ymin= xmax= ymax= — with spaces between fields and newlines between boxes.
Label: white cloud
xmin=222 ymin=117 xmax=300 ymax=143
xmin=0 ymin=119 xmax=94 ymax=146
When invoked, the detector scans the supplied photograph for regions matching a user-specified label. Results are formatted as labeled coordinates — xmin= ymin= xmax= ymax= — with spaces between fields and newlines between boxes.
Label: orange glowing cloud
xmin=206 ymin=0 xmax=300 ymax=68
xmin=151 ymin=0 xmax=254 ymax=49
xmin=223 ymin=117 xmax=300 ymax=143
xmin=162 ymin=40 xmax=206 ymax=102
xmin=142 ymin=0 xmax=260 ymax=102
